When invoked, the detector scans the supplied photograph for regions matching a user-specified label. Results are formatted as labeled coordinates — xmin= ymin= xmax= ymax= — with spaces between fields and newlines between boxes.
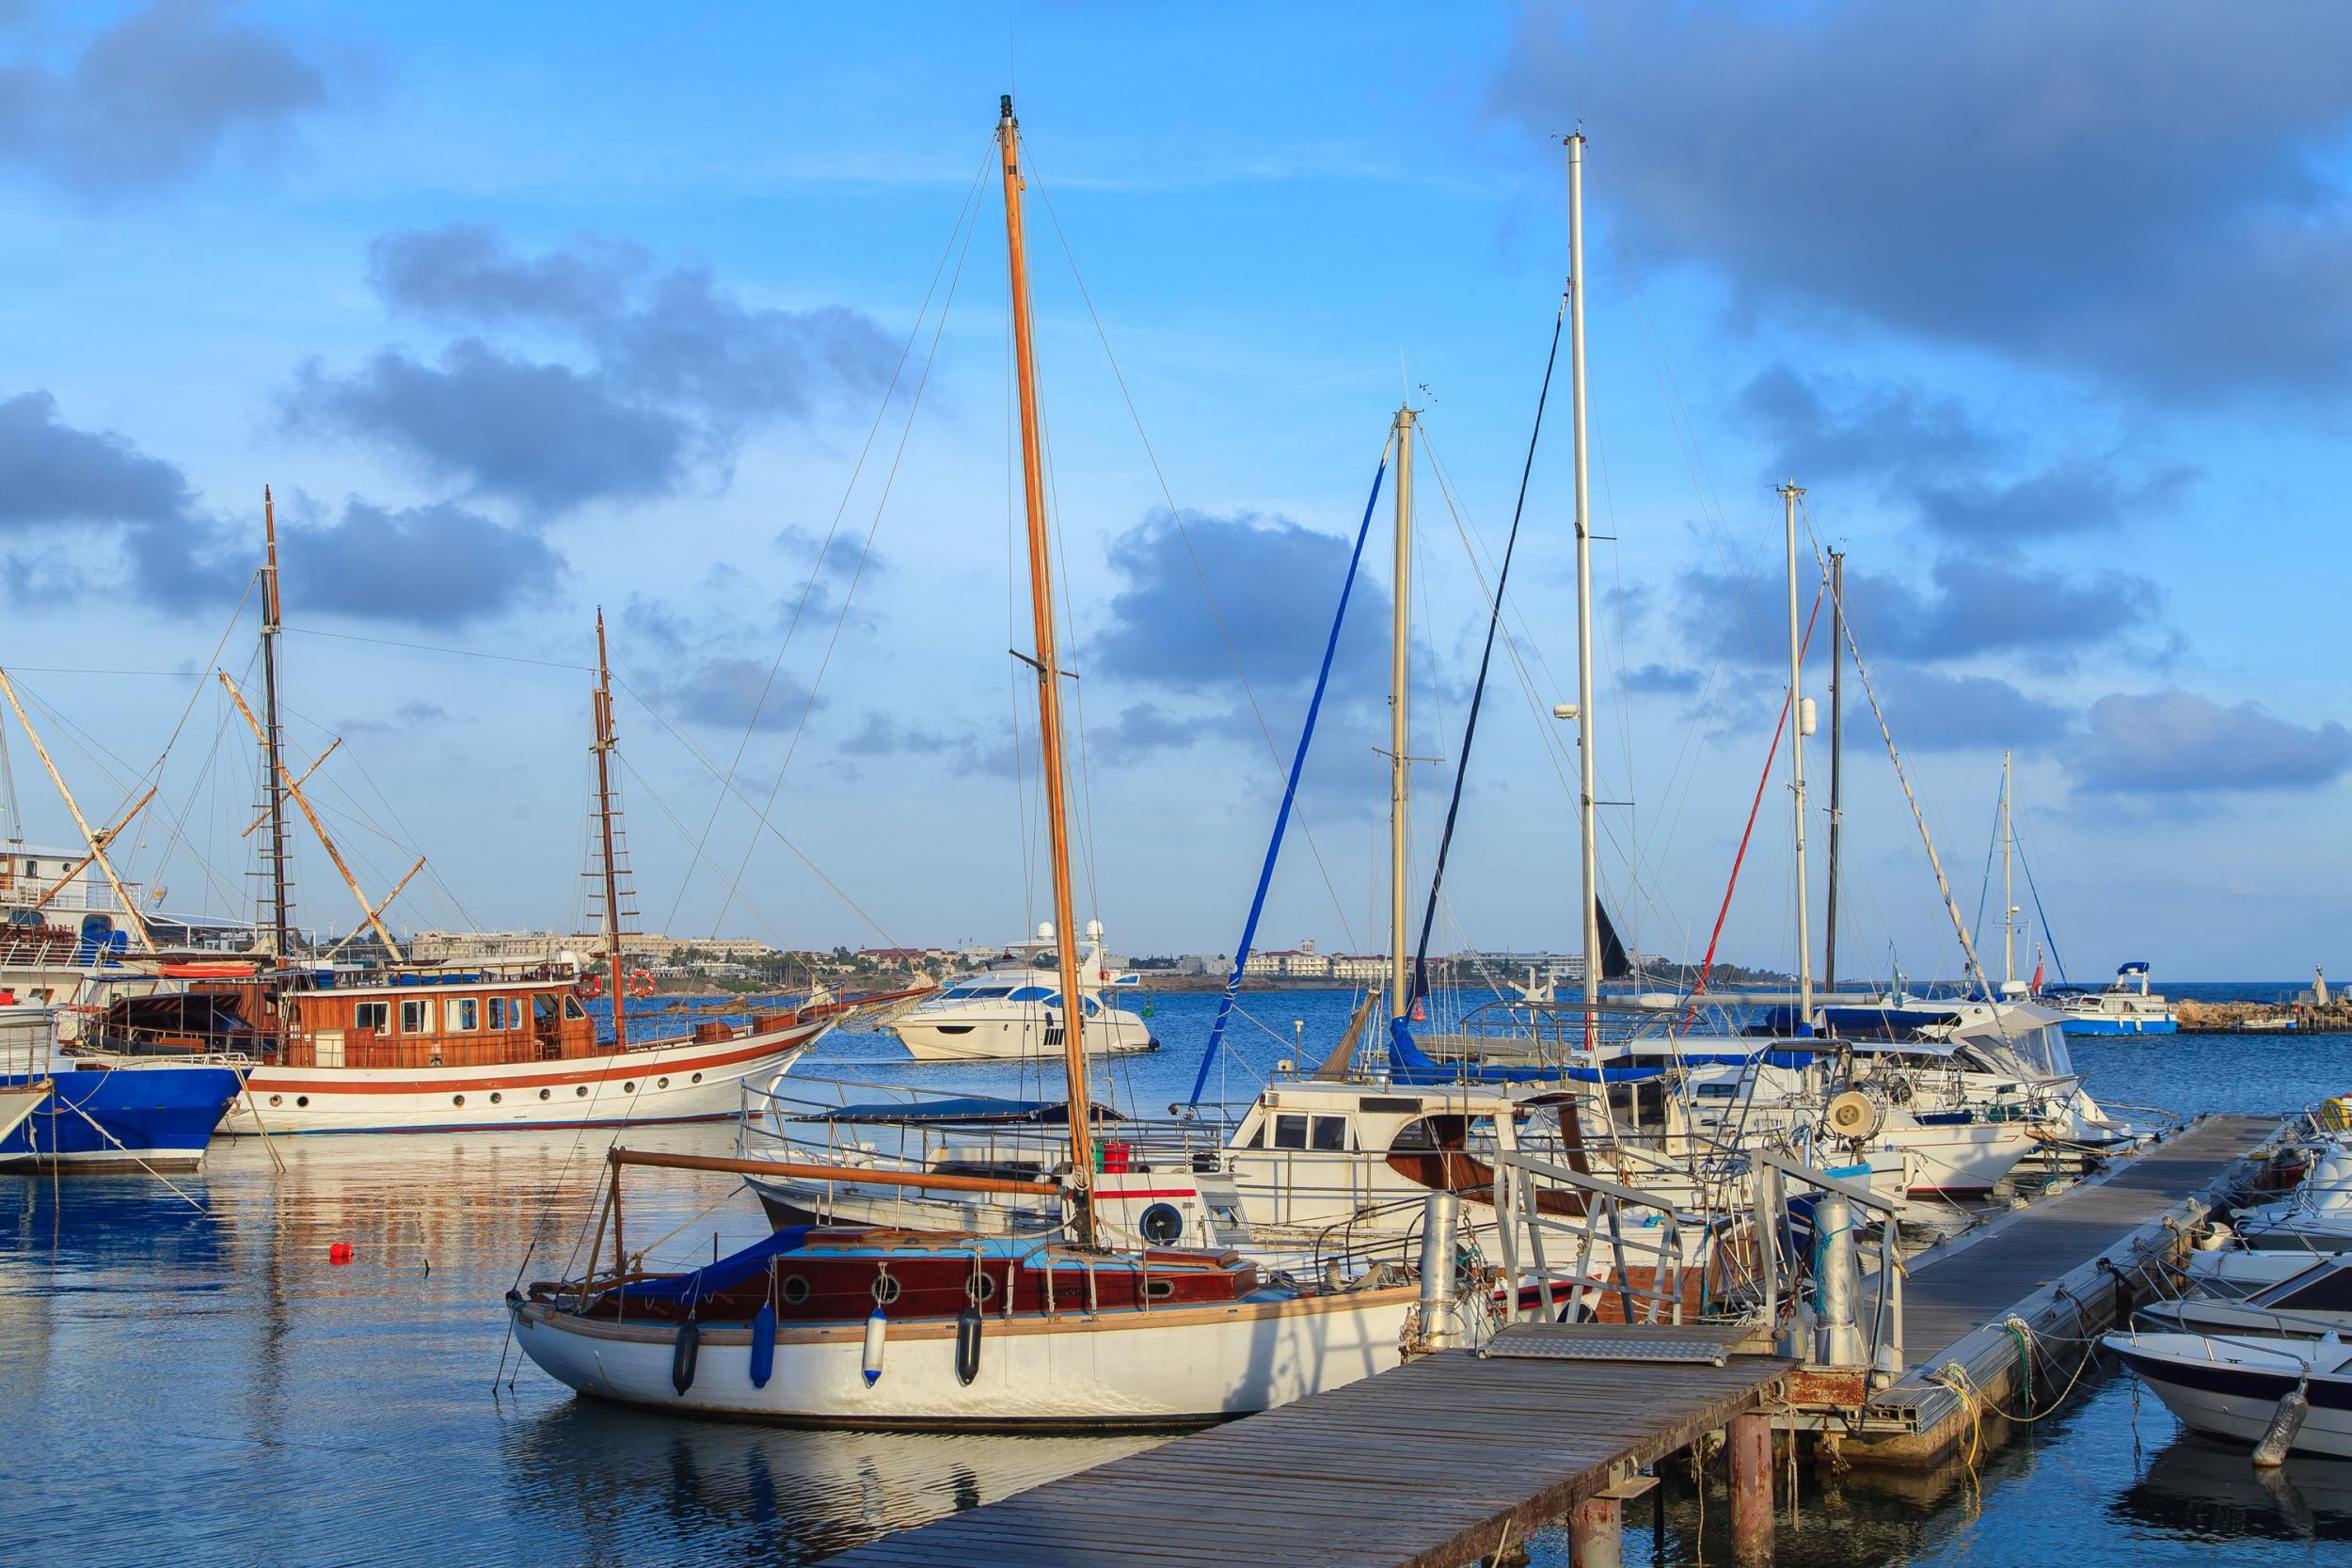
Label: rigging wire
xmin=702 ymin=148 xmax=989 ymax=942
xmin=1025 ymin=156 xmax=1360 ymax=954
xmin=662 ymin=143 xmax=996 ymax=937
xmin=605 ymin=656 xmax=904 ymax=949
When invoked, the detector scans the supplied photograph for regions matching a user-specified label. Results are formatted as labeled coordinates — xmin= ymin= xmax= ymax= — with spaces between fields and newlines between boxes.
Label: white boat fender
xmin=2253 ymin=1376 xmax=2311 ymax=1467
xmin=954 ymin=1302 xmax=983 ymax=1386
xmin=862 ymin=1306 xmax=887 ymax=1387
xmin=671 ymin=1321 xmax=701 ymax=1396
xmin=750 ymin=1303 xmax=777 ymax=1388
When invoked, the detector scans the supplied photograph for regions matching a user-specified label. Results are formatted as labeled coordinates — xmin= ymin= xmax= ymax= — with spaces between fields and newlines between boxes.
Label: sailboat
xmin=507 ymin=95 xmax=1425 ymax=1426
xmin=84 ymin=523 xmax=868 ymax=1133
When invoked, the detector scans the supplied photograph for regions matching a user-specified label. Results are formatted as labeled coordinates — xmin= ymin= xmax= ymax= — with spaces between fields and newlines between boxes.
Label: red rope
xmin=1685 ymin=591 xmax=1824 ymax=1028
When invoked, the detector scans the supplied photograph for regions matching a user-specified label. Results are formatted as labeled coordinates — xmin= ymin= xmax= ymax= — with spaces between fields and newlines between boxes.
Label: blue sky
xmin=2 ymin=2 xmax=2345 ymax=980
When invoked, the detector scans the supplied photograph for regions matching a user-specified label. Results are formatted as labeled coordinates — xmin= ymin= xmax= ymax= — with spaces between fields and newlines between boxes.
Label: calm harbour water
xmin=3 ymin=984 xmax=2345 ymax=1567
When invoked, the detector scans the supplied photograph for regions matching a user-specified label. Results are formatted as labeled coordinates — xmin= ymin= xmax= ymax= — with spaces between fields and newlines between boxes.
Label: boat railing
xmin=1487 ymin=1146 xmax=1706 ymax=1327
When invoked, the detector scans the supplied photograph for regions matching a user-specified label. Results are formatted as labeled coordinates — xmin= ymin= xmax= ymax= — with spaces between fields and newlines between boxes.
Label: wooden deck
xmin=1860 ymin=1112 xmax=2280 ymax=1451
xmin=823 ymin=1328 xmax=1791 ymax=1567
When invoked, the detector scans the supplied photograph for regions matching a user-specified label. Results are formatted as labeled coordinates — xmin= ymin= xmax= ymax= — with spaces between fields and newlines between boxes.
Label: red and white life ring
xmin=581 ymin=972 xmax=605 ymax=999
xmin=626 ymin=970 xmax=657 ymax=999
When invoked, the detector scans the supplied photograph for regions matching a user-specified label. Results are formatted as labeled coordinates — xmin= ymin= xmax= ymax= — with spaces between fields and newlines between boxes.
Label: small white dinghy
xmin=2105 ymin=1329 xmax=2352 ymax=1460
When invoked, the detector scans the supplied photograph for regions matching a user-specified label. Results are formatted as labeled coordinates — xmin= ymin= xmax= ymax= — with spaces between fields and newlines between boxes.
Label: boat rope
xmin=701 ymin=152 xmax=991 ymax=943
xmin=1804 ymin=506 xmax=1994 ymax=1000
xmin=2013 ymin=823 xmax=2070 ymax=987
xmin=1683 ymin=594 xmax=1820 ymax=1025
xmin=1026 ymin=160 xmax=1361 ymax=951
xmin=609 ymin=658 xmax=905 ymax=949
xmin=1408 ymin=293 xmax=1567 ymax=1009
xmin=283 ymin=625 xmax=592 ymax=673
xmin=1187 ymin=450 xmax=1391 ymax=1106
xmin=667 ymin=144 xmax=994 ymax=939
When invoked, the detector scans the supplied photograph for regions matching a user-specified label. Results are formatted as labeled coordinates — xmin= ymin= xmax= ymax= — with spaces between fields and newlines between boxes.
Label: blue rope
xmin=1409 ymin=298 xmax=1566 ymax=1007
xmin=1187 ymin=457 xmax=1389 ymax=1106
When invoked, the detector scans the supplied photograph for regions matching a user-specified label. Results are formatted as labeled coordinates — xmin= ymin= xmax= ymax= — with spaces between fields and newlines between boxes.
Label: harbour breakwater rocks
xmin=2176 ymin=997 xmax=2352 ymax=1034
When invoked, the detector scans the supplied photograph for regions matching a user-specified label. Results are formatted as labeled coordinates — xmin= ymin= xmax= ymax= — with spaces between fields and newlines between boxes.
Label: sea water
xmin=1 ymin=985 xmax=2342 ymax=1566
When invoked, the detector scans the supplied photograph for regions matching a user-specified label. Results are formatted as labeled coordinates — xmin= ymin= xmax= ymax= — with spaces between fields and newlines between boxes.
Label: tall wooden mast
xmin=998 ymin=93 xmax=1095 ymax=1242
xmin=259 ymin=486 xmax=295 ymax=958
xmin=592 ymin=610 xmax=629 ymax=1049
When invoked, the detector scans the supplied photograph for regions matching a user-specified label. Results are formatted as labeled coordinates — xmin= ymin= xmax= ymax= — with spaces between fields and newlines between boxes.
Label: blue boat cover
xmin=616 ymin=1227 xmax=815 ymax=1304
xmin=791 ymin=1096 xmax=1123 ymax=1126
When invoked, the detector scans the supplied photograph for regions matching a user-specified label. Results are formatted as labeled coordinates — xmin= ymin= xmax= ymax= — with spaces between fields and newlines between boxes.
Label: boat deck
xmin=1859 ymin=1112 xmax=2280 ymax=1453
xmin=821 ymin=1324 xmax=1790 ymax=1567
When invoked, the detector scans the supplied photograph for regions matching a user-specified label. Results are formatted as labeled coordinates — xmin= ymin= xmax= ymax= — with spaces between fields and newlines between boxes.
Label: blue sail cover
xmin=1187 ymin=457 xmax=1389 ymax=1106
xmin=615 ymin=1227 xmax=815 ymax=1305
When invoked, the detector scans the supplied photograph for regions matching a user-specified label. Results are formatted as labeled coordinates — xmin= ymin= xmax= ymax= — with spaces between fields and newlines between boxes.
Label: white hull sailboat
xmin=511 ymin=94 xmax=1442 ymax=1433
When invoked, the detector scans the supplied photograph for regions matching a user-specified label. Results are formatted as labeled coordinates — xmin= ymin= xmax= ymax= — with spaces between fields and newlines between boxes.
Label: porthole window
xmin=656 ymin=1077 xmax=670 ymax=1090
xmin=691 ymin=1072 xmax=703 ymax=1085
xmin=965 ymin=1273 xmax=997 ymax=1304
xmin=780 ymin=1274 xmax=810 ymax=1305
xmin=489 ymin=1092 xmax=502 ymax=1105
xmin=452 ymin=1094 xmax=466 ymax=1107
xmin=539 ymin=1088 xmax=552 ymax=1101
xmin=871 ymin=1272 xmax=901 ymax=1306
xmin=268 ymin=1094 xmax=283 ymax=1108
xmin=576 ymin=1085 xmax=588 ymax=1098
xmin=295 ymin=1096 xmax=310 ymax=1109
xmin=622 ymin=1081 xmax=636 ymax=1094
xmin=1146 ymin=1280 xmax=1176 ymax=1300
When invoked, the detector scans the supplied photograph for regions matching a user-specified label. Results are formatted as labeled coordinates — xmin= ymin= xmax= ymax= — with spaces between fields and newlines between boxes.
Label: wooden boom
xmin=608 ymin=1145 xmax=1063 ymax=1197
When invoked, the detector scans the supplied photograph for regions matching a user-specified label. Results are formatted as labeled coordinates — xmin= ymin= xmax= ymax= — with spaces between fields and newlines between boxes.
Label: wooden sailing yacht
xmin=506 ymin=96 xmax=1423 ymax=1425
xmin=86 ymin=507 xmax=868 ymax=1133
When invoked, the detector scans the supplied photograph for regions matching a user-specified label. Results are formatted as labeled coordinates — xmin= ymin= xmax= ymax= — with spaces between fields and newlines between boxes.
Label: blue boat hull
xmin=2057 ymin=1017 xmax=2179 ymax=1036
xmin=0 ymin=1065 xmax=244 ymax=1169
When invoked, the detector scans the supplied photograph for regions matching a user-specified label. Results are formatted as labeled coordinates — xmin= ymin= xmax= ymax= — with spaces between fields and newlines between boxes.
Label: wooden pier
xmin=823 ymin=1324 xmax=1791 ymax=1568
xmin=1842 ymin=1112 xmax=2280 ymax=1464
xmin=822 ymin=1114 xmax=2287 ymax=1563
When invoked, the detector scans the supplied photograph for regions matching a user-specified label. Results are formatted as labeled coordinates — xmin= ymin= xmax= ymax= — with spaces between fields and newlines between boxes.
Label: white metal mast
xmin=1566 ymin=133 xmax=1601 ymax=1044
xmin=2001 ymin=748 xmax=2015 ymax=991
xmin=1389 ymin=404 xmax=1417 ymax=1017
xmin=1781 ymin=479 xmax=1812 ymax=1026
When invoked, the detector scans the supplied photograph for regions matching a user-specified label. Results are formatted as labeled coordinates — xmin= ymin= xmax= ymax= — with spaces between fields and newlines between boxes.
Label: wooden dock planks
xmin=821 ymin=1342 xmax=1791 ymax=1567
xmin=1897 ymin=1114 xmax=2274 ymax=1356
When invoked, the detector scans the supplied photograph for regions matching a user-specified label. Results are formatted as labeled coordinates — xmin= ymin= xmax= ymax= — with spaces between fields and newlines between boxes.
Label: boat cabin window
xmin=451 ymin=998 xmax=479 ymax=1032
xmin=354 ymin=1001 xmax=389 ymax=1032
xmin=399 ymin=998 xmax=433 ymax=1034
xmin=488 ymin=997 xmax=510 ymax=1030
xmin=1271 ymin=1113 xmax=1309 ymax=1149
xmin=562 ymin=995 xmax=587 ymax=1022
xmin=1007 ymin=986 xmax=1052 ymax=1003
xmin=1310 ymin=1115 xmax=1350 ymax=1151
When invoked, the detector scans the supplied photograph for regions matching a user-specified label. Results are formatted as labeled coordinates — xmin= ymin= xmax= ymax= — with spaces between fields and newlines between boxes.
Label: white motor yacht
xmin=883 ymin=922 xmax=1155 ymax=1062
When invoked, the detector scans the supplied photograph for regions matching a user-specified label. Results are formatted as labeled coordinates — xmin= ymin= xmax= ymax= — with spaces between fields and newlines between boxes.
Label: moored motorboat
xmin=2106 ymin=1329 xmax=2352 ymax=1459
xmin=884 ymin=923 xmax=1155 ymax=1062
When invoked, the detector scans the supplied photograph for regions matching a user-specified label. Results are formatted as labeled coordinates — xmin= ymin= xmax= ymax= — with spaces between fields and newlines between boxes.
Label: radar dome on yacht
xmin=1037 ymin=921 xmax=1055 ymax=942
xmin=1085 ymin=919 xmax=1104 ymax=942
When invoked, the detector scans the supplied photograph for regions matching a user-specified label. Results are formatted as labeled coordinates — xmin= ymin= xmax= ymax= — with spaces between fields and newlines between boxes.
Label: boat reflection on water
xmin=497 ymin=1396 xmax=1160 ymax=1562
xmin=2114 ymin=1435 xmax=2352 ymax=1544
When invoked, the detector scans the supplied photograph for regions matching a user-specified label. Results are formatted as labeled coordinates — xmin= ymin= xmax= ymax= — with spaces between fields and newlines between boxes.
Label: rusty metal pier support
xmin=1729 ymin=1411 xmax=1775 ymax=1563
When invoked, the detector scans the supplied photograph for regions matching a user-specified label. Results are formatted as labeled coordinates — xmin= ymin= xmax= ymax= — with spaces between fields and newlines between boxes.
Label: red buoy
xmin=328 ymin=1242 xmax=354 ymax=1265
